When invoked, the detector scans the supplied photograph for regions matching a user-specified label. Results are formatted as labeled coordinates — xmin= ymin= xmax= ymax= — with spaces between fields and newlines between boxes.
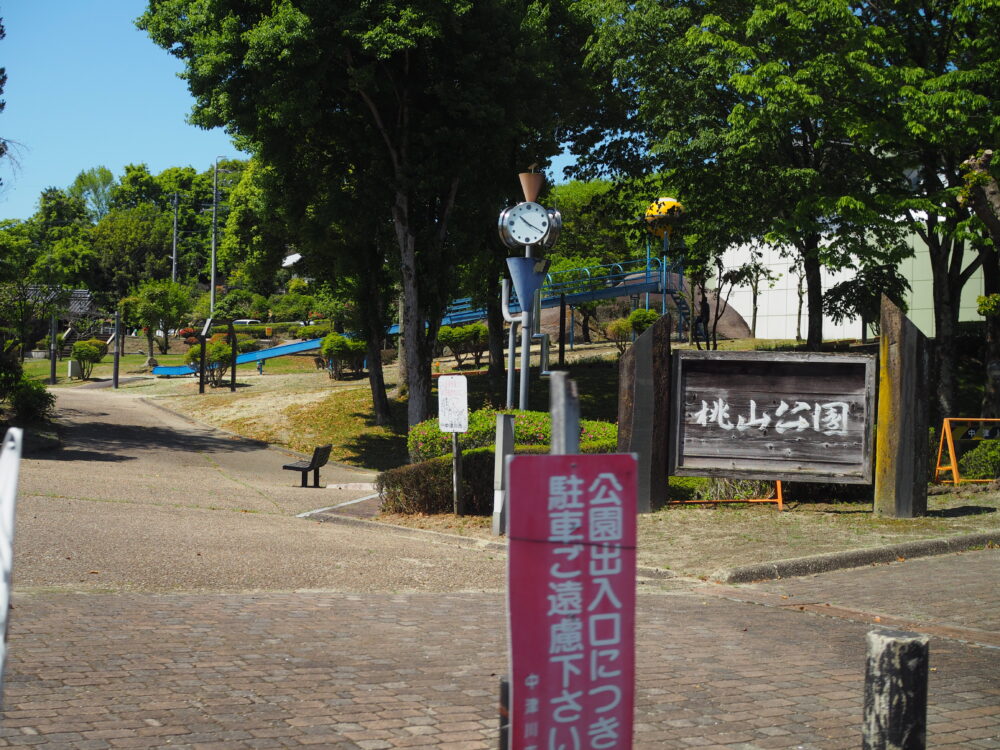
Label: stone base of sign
xmin=874 ymin=297 xmax=929 ymax=518
xmin=617 ymin=314 xmax=672 ymax=513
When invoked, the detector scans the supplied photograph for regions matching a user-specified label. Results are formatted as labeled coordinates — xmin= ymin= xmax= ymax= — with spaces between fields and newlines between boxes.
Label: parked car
xmin=233 ymin=319 xmax=261 ymax=326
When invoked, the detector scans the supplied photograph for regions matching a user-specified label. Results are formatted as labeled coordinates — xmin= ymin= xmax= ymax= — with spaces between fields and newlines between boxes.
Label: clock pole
xmin=498 ymin=171 xmax=560 ymax=409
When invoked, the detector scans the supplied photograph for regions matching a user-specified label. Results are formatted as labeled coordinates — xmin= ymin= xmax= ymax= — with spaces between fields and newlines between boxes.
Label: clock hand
xmin=519 ymin=215 xmax=542 ymax=232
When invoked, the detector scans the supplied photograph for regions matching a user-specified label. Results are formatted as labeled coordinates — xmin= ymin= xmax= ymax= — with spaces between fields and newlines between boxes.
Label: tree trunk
xmin=801 ymin=238 xmax=823 ymax=351
xmin=365 ymin=335 xmax=391 ymax=426
xmin=979 ymin=246 xmax=1000 ymax=417
xmin=393 ymin=192 xmax=434 ymax=429
xmin=928 ymin=235 xmax=960 ymax=419
xmin=146 ymin=331 xmax=155 ymax=359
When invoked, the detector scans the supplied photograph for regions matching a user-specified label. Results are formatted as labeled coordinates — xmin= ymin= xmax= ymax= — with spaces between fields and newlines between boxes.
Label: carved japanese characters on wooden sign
xmin=670 ymin=351 xmax=876 ymax=483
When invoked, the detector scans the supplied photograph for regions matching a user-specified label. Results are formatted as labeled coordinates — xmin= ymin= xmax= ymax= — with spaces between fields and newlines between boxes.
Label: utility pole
xmin=171 ymin=192 xmax=179 ymax=283
xmin=210 ymin=160 xmax=219 ymax=314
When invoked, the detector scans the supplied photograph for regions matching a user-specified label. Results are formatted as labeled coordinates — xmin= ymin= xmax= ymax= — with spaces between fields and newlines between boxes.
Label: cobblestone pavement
xmin=2 ymin=389 xmax=998 ymax=748
xmin=2 ymin=582 xmax=998 ymax=749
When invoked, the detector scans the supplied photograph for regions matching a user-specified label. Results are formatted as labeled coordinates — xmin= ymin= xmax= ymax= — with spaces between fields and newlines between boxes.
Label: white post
xmin=491 ymin=414 xmax=515 ymax=536
xmin=0 ymin=428 xmax=24 ymax=704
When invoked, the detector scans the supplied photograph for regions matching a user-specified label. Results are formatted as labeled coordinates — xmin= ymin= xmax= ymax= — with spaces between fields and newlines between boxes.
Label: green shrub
xmin=83 ymin=338 xmax=109 ymax=358
xmin=605 ymin=318 xmax=632 ymax=354
xmin=628 ymin=308 xmax=660 ymax=334
xmin=70 ymin=341 xmax=104 ymax=379
xmin=407 ymin=407 xmax=617 ymax=462
xmin=320 ymin=333 xmax=366 ymax=379
xmin=185 ymin=340 xmax=236 ymax=386
xmin=438 ymin=323 xmax=489 ymax=368
xmin=34 ymin=333 xmax=65 ymax=352
xmin=0 ymin=344 xmax=23 ymax=401
xmin=9 ymin=376 xmax=55 ymax=424
xmin=958 ymin=439 xmax=1000 ymax=480
xmin=377 ymin=440 xmax=619 ymax=516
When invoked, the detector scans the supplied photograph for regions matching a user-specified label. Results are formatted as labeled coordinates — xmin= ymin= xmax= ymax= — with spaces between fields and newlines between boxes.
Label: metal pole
xmin=558 ymin=293 xmax=566 ymax=367
xmin=506 ymin=321 xmax=518 ymax=409
xmin=48 ymin=314 xmax=57 ymax=385
xmin=519 ymin=307 xmax=531 ymax=409
xmin=210 ymin=160 xmax=219 ymax=314
xmin=452 ymin=432 xmax=463 ymax=516
xmin=199 ymin=334 xmax=207 ymax=394
xmin=112 ymin=309 xmax=120 ymax=389
xmin=171 ymin=192 xmax=179 ymax=283
xmin=228 ymin=321 xmax=237 ymax=393
xmin=549 ymin=371 xmax=579 ymax=455
xmin=518 ymin=245 xmax=533 ymax=410
xmin=863 ymin=630 xmax=929 ymax=750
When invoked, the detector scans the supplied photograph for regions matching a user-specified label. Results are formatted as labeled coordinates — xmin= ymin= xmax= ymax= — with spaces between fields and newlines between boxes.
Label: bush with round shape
xmin=321 ymin=333 xmax=366 ymax=379
xmin=184 ymin=340 xmax=236 ymax=386
xmin=70 ymin=341 xmax=104 ymax=379
xmin=628 ymin=308 xmax=660 ymax=335
xmin=605 ymin=318 xmax=632 ymax=354
xmin=9 ymin=376 xmax=55 ymax=424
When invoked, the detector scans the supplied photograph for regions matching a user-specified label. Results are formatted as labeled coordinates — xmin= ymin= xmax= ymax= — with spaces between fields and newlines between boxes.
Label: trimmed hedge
xmin=407 ymin=408 xmax=617 ymax=462
xmin=377 ymin=438 xmax=619 ymax=515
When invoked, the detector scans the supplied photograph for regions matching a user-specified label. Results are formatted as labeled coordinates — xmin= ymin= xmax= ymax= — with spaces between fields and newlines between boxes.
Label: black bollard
xmin=498 ymin=676 xmax=509 ymax=750
xmin=863 ymin=629 xmax=929 ymax=750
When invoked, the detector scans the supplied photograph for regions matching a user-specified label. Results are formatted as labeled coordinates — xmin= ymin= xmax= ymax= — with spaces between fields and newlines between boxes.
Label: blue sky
xmin=0 ymin=1 xmax=240 ymax=221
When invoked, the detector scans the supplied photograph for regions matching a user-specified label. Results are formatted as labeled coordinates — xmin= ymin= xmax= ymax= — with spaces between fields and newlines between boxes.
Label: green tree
xmin=119 ymin=279 xmax=194 ymax=357
xmin=140 ymin=0 xmax=596 ymax=426
xmin=580 ymin=0 xmax=909 ymax=352
xmin=854 ymin=1 xmax=1000 ymax=418
xmin=109 ymin=163 xmax=162 ymax=210
xmin=67 ymin=166 xmax=116 ymax=222
xmin=91 ymin=204 xmax=171 ymax=303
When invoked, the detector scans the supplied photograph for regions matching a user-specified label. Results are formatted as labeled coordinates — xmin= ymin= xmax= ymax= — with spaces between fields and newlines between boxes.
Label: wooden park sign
xmin=670 ymin=351 xmax=876 ymax=484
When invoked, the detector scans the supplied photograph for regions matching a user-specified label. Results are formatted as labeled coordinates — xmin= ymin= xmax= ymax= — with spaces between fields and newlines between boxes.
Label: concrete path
xmin=1 ymin=389 xmax=997 ymax=748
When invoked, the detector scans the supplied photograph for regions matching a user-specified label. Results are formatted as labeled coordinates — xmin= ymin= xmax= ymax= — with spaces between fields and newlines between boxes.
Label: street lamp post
xmin=210 ymin=159 xmax=220 ymax=314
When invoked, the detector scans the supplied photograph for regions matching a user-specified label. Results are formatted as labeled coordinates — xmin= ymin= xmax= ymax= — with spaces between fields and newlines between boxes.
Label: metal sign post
xmin=0 ymin=427 xmax=24 ymax=705
xmin=438 ymin=375 xmax=469 ymax=515
xmin=506 ymin=452 xmax=637 ymax=749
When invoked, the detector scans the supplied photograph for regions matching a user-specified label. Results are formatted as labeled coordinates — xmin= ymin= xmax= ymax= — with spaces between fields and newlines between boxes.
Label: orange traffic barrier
xmin=934 ymin=417 xmax=1000 ymax=484
xmin=667 ymin=480 xmax=784 ymax=511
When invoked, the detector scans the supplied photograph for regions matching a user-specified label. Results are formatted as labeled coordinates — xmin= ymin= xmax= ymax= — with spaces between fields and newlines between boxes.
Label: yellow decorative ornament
xmin=645 ymin=197 xmax=684 ymax=238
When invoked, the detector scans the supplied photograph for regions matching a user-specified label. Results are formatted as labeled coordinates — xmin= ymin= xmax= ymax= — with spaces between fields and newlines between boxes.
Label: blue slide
xmin=152 ymin=258 xmax=687 ymax=376
xmin=151 ymin=337 xmax=325 ymax=376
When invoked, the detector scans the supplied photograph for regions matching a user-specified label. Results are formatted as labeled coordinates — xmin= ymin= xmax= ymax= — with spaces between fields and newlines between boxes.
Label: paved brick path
xmin=2 ymin=578 xmax=998 ymax=748
xmin=2 ymin=389 xmax=998 ymax=748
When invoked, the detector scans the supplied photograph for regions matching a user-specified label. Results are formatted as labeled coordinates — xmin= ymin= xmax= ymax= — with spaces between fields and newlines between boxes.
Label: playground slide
xmin=151 ymin=337 xmax=324 ymax=376
xmin=152 ymin=259 xmax=685 ymax=376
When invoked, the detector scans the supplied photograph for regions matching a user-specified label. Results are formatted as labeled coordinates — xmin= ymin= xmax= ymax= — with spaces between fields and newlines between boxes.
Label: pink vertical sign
xmin=507 ymin=453 xmax=637 ymax=750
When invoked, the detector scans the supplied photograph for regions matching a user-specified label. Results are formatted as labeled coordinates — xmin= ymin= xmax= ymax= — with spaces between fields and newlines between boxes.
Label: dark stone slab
xmin=874 ymin=296 xmax=929 ymax=518
xmin=617 ymin=314 xmax=672 ymax=512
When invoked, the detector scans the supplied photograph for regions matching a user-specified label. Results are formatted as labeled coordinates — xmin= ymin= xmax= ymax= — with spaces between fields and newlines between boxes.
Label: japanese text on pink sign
xmin=507 ymin=454 xmax=637 ymax=750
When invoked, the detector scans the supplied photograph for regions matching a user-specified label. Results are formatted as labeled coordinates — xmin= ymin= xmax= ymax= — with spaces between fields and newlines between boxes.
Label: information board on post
xmin=506 ymin=453 xmax=637 ymax=750
xmin=438 ymin=375 xmax=468 ymax=433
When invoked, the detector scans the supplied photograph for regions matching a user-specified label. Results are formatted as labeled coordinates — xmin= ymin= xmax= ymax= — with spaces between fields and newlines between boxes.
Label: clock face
xmin=503 ymin=201 xmax=549 ymax=247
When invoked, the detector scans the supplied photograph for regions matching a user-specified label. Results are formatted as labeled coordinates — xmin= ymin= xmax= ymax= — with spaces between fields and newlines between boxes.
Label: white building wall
xmin=717 ymin=235 xmax=984 ymax=341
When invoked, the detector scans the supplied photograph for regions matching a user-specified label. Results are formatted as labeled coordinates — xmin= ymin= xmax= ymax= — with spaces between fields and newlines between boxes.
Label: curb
xmin=710 ymin=531 xmax=1000 ymax=583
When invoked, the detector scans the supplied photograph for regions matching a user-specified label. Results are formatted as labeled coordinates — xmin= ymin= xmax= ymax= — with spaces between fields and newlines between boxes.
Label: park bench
xmin=282 ymin=444 xmax=332 ymax=487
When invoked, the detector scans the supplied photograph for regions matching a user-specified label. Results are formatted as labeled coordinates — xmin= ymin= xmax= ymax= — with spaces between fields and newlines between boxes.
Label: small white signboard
xmin=0 ymin=427 xmax=23 ymax=705
xmin=438 ymin=375 xmax=468 ymax=433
